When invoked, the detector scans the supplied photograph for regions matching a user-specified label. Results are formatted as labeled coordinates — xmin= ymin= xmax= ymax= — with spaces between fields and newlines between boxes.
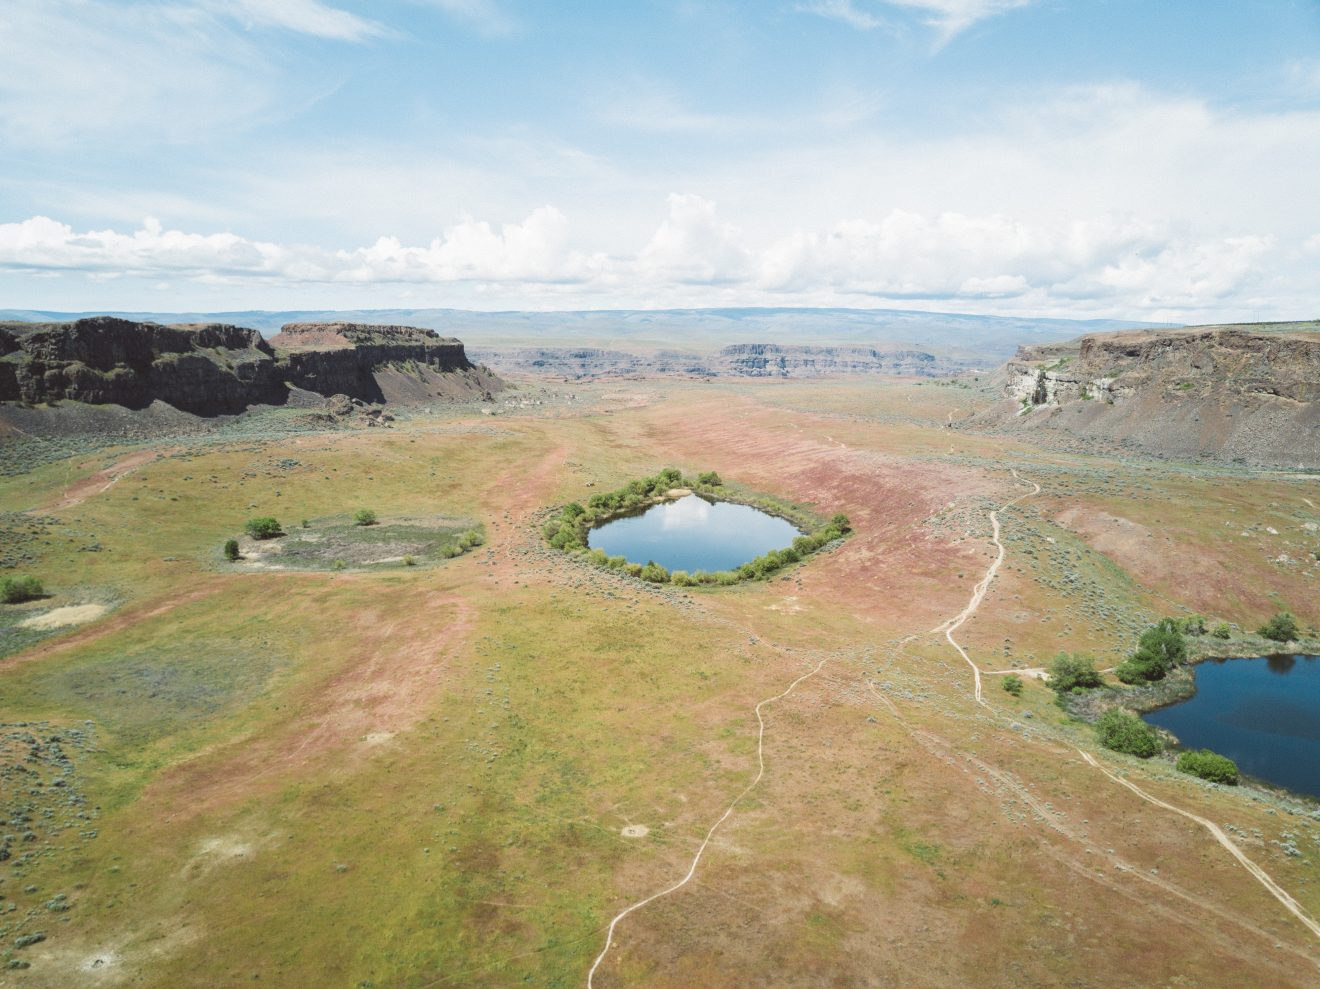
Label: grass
xmin=0 ymin=379 xmax=1317 ymax=987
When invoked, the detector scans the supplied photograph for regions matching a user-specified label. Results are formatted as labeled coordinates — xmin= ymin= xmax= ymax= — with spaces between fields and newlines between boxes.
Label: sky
xmin=1 ymin=0 xmax=1319 ymax=321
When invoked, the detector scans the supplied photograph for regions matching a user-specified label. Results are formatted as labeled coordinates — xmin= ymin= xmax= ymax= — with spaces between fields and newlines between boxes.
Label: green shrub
xmin=671 ymin=570 xmax=696 ymax=587
xmin=1115 ymin=653 xmax=1166 ymax=685
xmin=1258 ymin=612 xmax=1299 ymax=642
xmin=245 ymin=517 xmax=282 ymax=540
xmin=354 ymin=508 xmax=377 ymax=527
xmin=1180 ymin=614 xmax=1206 ymax=635
xmin=714 ymin=570 xmax=739 ymax=585
xmin=1176 ymin=749 xmax=1239 ymax=785
xmin=0 ymin=575 xmax=44 ymax=604
xmin=1211 ymin=622 xmax=1232 ymax=640
xmin=1095 ymin=709 xmax=1161 ymax=758
xmin=1001 ymin=674 xmax=1024 ymax=697
xmin=606 ymin=555 xmax=627 ymax=569
xmin=587 ymin=548 xmax=609 ymax=566
xmin=1048 ymin=653 xmax=1103 ymax=693
xmin=403 ymin=555 xmax=416 ymax=567
xmin=830 ymin=513 xmax=851 ymax=533
xmin=697 ymin=471 xmax=722 ymax=486
xmin=640 ymin=560 xmax=670 ymax=583
xmin=223 ymin=539 xmax=240 ymax=562
xmin=624 ymin=562 xmax=643 ymax=577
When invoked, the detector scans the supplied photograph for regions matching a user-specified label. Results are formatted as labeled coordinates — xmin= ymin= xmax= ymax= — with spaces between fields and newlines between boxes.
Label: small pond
xmin=1143 ymin=654 xmax=1320 ymax=798
xmin=587 ymin=494 xmax=802 ymax=574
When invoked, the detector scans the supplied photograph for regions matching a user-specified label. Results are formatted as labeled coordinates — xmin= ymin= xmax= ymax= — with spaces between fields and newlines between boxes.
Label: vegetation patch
xmin=1095 ymin=708 xmax=1161 ymax=758
xmin=226 ymin=515 xmax=484 ymax=572
xmin=542 ymin=467 xmax=849 ymax=586
xmin=1176 ymin=749 xmax=1240 ymax=785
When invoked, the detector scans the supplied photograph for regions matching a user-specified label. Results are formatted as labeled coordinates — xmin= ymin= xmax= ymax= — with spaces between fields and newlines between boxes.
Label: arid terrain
xmin=1 ymin=351 xmax=1318 ymax=987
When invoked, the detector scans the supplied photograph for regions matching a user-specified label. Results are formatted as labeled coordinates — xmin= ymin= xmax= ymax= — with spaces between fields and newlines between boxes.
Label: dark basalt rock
xmin=0 ymin=317 xmax=495 ymax=416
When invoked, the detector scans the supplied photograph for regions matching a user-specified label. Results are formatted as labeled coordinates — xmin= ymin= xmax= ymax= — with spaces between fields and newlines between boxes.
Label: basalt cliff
xmin=979 ymin=324 xmax=1320 ymax=467
xmin=0 ymin=317 xmax=501 ymax=416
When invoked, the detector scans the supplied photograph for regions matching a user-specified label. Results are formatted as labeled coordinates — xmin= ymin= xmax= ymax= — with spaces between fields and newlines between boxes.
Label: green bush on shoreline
xmin=543 ymin=468 xmax=850 ymax=587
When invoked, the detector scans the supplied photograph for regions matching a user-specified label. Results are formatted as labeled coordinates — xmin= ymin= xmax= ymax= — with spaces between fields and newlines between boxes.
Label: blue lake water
xmin=1143 ymin=654 xmax=1320 ymax=798
xmin=587 ymin=494 xmax=802 ymax=573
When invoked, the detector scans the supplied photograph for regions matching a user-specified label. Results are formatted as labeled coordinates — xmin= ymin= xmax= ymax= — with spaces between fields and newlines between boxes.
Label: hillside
xmin=973 ymin=322 xmax=1320 ymax=467
xmin=0 ymin=317 xmax=501 ymax=417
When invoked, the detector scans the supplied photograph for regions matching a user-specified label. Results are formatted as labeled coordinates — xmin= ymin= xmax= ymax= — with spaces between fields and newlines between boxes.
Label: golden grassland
xmin=0 ymin=376 xmax=1318 ymax=987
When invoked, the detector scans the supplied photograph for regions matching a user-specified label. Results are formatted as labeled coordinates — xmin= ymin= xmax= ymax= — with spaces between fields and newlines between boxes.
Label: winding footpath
xmin=586 ymin=657 xmax=828 ymax=988
xmin=932 ymin=471 xmax=1040 ymax=707
xmin=934 ymin=470 xmax=1320 ymax=945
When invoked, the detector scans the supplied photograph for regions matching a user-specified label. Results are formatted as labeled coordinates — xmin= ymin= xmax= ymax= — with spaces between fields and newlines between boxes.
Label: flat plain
xmin=2 ymin=375 xmax=1318 ymax=987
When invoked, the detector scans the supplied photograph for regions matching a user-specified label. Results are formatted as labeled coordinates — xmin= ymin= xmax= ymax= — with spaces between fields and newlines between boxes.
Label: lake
xmin=587 ymin=494 xmax=802 ymax=574
xmin=1143 ymin=654 xmax=1320 ymax=798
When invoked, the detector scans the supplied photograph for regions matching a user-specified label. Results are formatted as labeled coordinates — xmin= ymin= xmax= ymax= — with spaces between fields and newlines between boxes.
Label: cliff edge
xmin=975 ymin=323 xmax=1320 ymax=468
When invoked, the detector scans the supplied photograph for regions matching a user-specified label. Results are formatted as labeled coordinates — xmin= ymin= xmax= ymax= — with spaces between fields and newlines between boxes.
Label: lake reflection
xmin=587 ymin=494 xmax=802 ymax=574
xmin=1144 ymin=654 xmax=1320 ymax=798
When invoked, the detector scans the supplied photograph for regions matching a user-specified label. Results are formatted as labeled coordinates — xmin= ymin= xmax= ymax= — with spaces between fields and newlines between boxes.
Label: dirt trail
xmin=586 ymin=656 xmax=828 ymax=988
xmin=33 ymin=448 xmax=165 ymax=513
xmin=1077 ymin=749 xmax=1320 ymax=940
xmin=931 ymin=472 xmax=1040 ymax=706
xmin=931 ymin=469 xmax=1320 ymax=946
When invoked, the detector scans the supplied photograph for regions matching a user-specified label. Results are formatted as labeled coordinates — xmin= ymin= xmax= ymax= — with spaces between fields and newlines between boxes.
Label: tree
xmin=245 ymin=517 xmax=282 ymax=540
xmin=830 ymin=513 xmax=852 ymax=533
xmin=0 ymin=575 xmax=44 ymax=604
xmin=1211 ymin=622 xmax=1232 ymax=640
xmin=1048 ymin=653 xmax=1103 ymax=694
xmin=1095 ymin=709 xmax=1160 ymax=758
xmin=223 ymin=539 xmax=240 ymax=562
xmin=1118 ymin=620 xmax=1187 ymax=683
xmin=354 ymin=508 xmax=377 ymax=527
xmin=1258 ymin=612 xmax=1299 ymax=642
xmin=697 ymin=471 xmax=722 ymax=486
xmin=1001 ymin=674 xmax=1024 ymax=697
xmin=1176 ymin=749 xmax=1239 ymax=784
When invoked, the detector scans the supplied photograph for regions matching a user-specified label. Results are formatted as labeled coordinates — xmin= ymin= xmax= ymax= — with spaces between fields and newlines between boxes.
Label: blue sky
xmin=2 ymin=0 xmax=1319 ymax=319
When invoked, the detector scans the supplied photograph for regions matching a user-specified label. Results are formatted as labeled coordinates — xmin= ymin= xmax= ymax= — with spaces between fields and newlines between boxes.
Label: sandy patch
xmin=20 ymin=603 xmax=108 ymax=630
xmin=621 ymin=825 xmax=650 ymax=838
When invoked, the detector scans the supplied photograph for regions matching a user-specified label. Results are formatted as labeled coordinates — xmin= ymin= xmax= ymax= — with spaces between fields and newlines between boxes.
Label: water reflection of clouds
xmin=659 ymin=495 xmax=710 ymax=530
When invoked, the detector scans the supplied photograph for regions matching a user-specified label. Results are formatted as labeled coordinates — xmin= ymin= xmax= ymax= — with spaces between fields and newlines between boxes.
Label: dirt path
xmin=586 ymin=656 xmax=828 ymax=988
xmin=1077 ymin=749 xmax=1320 ymax=940
xmin=32 ymin=448 xmax=166 ymax=514
xmin=932 ymin=469 xmax=1320 ymax=945
xmin=931 ymin=472 xmax=1040 ymax=706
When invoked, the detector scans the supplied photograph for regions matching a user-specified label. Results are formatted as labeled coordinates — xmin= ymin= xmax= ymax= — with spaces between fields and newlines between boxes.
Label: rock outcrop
xmin=0 ymin=317 xmax=501 ymax=416
xmin=981 ymin=324 xmax=1320 ymax=467
xmin=469 ymin=342 xmax=978 ymax=379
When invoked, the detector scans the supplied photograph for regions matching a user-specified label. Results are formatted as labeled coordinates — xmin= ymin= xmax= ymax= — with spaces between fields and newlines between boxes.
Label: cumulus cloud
xmin=0 ymin=200 xmax=1298 ymax=319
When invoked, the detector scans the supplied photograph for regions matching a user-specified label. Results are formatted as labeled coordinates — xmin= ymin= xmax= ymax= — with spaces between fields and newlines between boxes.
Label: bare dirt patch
xmin=19 ymin=603 xmax=108 ymax=630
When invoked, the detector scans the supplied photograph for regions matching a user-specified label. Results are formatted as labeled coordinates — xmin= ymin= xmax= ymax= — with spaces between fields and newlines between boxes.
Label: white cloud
xmin=0 ymin=201 xmax=1302 ymax=321
xmin=798 ymin=0 xmax=1033 ymax=41
xmin=887 ymin=0 xmax=1034 ymax=40
xmin=795 ymin=1 xmax=888 ymax=32
xmin=0 ymin=2 xmax=319 ymax=147
xmin=214 ymin=0 xmax=383 ymax=40
xmin=419 ymin=0 xmax=518 ymax=37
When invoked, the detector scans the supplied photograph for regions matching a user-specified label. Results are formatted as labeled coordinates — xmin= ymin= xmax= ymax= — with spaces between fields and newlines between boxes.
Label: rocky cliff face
xmin=0 ymin=317 xmax=285 ymax=415
xmin=0 ymin=317 xmax=500 ymax=416
xmin=470 ymin=342 xmax=976 ymax=379
xmin=270 ymin=322 xmax=479 ymax=402
xmin=987 ymin=325 xmax=1320 ymax=467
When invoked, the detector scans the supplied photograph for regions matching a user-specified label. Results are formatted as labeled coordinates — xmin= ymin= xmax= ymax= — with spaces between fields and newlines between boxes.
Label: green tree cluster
xmin=1048 ymin=653 xmax=1103 ymax=694
xmin=245 ymin=517 xmax=282 ymax=540
xmin=1176 ymin=749 xmax=1239 ymax=784
xmin=0 ymin=575 xmax=44 ymax=603
xmin=1116 ymin=619 xmax=1187 ymax=684
xmin=1258 ymin=612 xmax=1299 ymax=642
xmin=1095 ymin=709 xmax=1161 ymax=758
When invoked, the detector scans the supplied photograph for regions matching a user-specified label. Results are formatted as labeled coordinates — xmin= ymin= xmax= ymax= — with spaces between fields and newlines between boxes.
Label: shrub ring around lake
xmin=542 ymin=467 xmax=850 ymax=587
